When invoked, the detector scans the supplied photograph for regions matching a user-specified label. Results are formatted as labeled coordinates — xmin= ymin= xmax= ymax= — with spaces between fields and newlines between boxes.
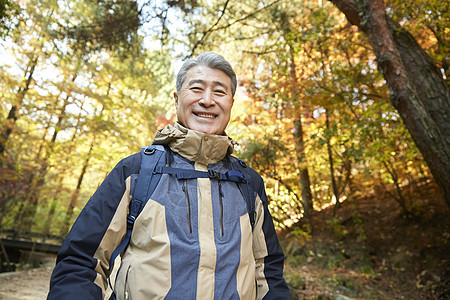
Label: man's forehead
xmin=182 ymin=66 xmax=230 ymax=89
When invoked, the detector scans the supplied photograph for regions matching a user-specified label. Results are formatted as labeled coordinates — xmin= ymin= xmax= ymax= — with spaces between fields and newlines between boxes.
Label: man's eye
xmin=190 ymin=87 xmax=203 ymax=92
xmin=214 ymin=90 xmax=226 ymax=95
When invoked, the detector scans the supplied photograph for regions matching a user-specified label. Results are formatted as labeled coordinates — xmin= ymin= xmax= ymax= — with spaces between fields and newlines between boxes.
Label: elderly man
xmin=48 ymin=52 xmax=290 ymax=299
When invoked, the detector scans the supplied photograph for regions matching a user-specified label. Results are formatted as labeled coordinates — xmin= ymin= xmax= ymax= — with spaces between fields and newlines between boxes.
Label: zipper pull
xmin=218 ymin=181 xmax=224 ymax=197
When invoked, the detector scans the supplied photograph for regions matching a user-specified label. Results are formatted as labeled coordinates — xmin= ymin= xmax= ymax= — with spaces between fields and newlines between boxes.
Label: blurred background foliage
xmin=0 ymin=0 xmax=447 ymax=235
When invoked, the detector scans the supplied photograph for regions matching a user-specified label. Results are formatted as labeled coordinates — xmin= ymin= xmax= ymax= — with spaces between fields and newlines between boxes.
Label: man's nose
xmin=199 ymin=89 xmax=215 ymax=107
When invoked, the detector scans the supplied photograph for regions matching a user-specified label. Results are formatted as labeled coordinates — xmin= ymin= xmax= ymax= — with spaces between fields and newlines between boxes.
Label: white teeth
xmin=197 ymin=114 xmax=215 ymax=119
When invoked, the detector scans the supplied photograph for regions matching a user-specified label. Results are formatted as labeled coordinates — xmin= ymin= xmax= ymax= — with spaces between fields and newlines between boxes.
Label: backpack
xmin=108 ymin=144 xmax=258 ymax=273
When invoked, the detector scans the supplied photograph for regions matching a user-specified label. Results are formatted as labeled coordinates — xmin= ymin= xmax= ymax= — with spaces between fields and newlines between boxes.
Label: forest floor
xmin=282 ymin=179 xmax=450 ymax=299
xmin=0 ymin=180 xmax=449 ymax=299
xmin=0 ymin=266 xmax=52 ymax=299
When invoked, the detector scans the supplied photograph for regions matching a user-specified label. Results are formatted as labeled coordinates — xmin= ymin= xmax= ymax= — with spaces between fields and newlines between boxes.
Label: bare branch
xmin=187 ymin=0 xmax=282 ymax=57
xmin=188 ymin=0 xmax=230 ymax=57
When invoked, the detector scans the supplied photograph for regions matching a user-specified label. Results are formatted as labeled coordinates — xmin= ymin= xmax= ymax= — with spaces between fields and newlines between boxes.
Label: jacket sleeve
xmin=251 ymin=170 xmax=291 ymax=300
xmin=47 ymin=153 xmax=141 ymax=300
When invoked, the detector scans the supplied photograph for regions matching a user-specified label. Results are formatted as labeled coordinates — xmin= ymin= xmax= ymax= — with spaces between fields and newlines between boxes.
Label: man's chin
xmin=190 ymin=125 xmax=222 ymax=135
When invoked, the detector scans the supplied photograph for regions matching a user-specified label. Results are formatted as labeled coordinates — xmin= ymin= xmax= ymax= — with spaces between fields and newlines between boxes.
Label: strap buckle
xmin=208 ymin=169 xmax=220 ymax=180
xmin=224 ymin=170 xmax=246 ymax=183
xmin=143 ymin=147 xmax=156 ymax=155
xmin=126 ymin=215 xmax=136 ymax=230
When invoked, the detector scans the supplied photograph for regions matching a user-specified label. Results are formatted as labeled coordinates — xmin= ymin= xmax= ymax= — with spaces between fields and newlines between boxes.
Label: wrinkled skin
xmin=174 ymin=65 xmax=234 ymax=135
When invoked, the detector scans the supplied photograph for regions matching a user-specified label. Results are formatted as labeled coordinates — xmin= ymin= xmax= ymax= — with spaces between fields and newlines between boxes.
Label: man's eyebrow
xmin=187 ymin=79 xmax=205 ymax=86
xmin=187 ymin=79 xmax=229 ymax=90
xmin=213 ymin=81 xmax=228 ymax=90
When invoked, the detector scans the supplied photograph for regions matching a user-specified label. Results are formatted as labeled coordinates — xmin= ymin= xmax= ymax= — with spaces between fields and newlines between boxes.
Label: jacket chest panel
xmin=147 ymin=175 xmax=248 ymax=237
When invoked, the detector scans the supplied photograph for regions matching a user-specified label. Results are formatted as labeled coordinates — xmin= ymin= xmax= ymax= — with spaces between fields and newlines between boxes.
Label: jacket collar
xmin=152 ymin=122 xmax=234 ymax=165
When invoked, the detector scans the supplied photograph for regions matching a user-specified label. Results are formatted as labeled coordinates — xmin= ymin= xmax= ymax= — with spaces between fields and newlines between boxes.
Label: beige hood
xmin=152 ymin=123 xmax=234 ymax=165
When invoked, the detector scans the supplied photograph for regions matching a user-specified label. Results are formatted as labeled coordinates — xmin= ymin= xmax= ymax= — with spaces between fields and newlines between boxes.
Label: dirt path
xmin=0 ymin=267 xmax=52 ymax=300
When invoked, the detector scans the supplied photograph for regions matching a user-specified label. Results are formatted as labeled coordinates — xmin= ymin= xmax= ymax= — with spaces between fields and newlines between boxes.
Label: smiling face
xmin=174 ymin=65 xmax=234 ymax=135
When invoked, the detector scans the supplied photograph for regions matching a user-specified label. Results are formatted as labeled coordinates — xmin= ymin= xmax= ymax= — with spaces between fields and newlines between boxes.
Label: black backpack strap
xmin=109 ymin=145 xmax=165 ymax=271
xmin=229 ymin=157 xmax=257 ymax=230
xmin=153 ymin=166 xmax=246 ymax=183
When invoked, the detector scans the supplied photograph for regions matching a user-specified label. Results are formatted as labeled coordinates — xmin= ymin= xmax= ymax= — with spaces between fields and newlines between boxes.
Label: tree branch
xmin=187 ymin=0 xmax=282 ymax=57
xmin=188 ymin=0 xmax=230 ymax=57
xmin=328 ymin=0 xmax=360 ymax=26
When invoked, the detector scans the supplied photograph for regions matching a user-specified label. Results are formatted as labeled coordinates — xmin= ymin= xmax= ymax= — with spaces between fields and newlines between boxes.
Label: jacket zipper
xmin=218 ymin=180 xmax=224 ymax=236
xmin=183 ymin=180 xmax=192 ymax=234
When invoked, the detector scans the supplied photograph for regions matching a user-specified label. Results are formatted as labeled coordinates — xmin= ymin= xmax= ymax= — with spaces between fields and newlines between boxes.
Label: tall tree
xmin=329 ymin=0 xmax=450 ymax=206
xmin=0 ymin=53 xmax=38 ymax=156
xmin=289 ymin=45 xmax=313 ymax=217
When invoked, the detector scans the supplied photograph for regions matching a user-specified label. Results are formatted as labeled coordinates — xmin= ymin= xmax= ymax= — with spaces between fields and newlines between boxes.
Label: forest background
xmin=0 ymin=0 xmax=449 ymax=299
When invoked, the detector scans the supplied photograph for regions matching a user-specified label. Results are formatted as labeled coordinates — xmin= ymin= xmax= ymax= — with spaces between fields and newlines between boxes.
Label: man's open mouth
xmin=194 ymin=112 xmax=217 ymax=119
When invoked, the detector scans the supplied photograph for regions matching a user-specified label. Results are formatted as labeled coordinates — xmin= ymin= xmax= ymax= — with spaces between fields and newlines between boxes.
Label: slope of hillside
xmin=281 ymin=180 xmax=450 ymax=299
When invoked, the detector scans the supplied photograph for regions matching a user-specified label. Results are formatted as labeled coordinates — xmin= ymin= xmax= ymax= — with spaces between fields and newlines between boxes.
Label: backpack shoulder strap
xmin=109 ymin=145 xmax=165 ymax=270
xmin=229 ymin=156 xmax=260 ymax=230
xmin=133 ymin=145 xmax=166 ymax=208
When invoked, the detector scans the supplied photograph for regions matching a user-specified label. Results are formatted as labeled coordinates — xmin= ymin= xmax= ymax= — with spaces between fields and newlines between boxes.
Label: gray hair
xmin=176 ymin=52 xmax=237 ymax=96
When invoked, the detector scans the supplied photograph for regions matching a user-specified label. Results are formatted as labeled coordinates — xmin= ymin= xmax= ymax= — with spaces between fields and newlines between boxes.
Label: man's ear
xmin=173 ymin=92 xmax=178 ymax=107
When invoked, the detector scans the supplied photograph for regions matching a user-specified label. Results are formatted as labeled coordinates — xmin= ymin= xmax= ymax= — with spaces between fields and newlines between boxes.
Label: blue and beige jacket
xmin=48 ymin=123 xmax=290 ymax=299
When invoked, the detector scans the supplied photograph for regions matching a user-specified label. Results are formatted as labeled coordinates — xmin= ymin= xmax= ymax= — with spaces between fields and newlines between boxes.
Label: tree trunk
xmin=325 ymin=109 xmax=341 ymax=216
xmin=60 ymin=138 xmax=95 ymax=236
xmin=329 ymin=0 xmax=450 ymax=207
xmin=289 ymin=46 xmax=314 ymax=217
xmin=0 ymin=58 xmax=38 ymax=156
xmin=293 ymin=117 xmax=314 ymax=216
